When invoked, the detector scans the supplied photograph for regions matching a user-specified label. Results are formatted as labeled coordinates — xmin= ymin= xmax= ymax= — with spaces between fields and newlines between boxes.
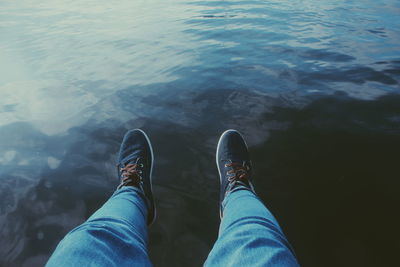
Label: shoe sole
xmin=136 ymin=128 xmax=156 ymax=226
xmin=216 ymin=129 xmax=249 ymax=218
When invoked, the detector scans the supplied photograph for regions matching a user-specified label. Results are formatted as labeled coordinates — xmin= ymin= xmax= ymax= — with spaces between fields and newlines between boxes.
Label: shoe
xmin=216 ymin=129 xmax=255 ymax=217
xmin=117 ymin=129 xmax=155 ymax=225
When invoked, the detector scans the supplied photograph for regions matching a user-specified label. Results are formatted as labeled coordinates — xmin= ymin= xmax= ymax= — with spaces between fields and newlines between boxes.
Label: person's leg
xmin=46 ymin=129 xmax=156 ymax=266
xmin=46 ymin=186 xmax=152 ymax=267
xmin=205 ymin=188 xmax=299 ymax=266
xmin=205 ymin=129 xmax=299 ymax=266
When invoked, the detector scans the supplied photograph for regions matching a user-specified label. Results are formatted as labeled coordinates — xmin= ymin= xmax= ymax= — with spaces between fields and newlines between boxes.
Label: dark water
xmin=1 ymin=0 xmax=400 ymax=266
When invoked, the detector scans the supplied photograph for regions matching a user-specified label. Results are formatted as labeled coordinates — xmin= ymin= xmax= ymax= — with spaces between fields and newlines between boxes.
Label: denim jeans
xmin=46 ymin=187 xmax=299 ymax=266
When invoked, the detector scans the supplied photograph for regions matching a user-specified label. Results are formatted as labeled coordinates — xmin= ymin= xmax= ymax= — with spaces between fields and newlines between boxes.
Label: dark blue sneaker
xmin=117 ymin=129 xmax=155 ymax=225
xmin=216 ymin=129 xmax=255 ymax=217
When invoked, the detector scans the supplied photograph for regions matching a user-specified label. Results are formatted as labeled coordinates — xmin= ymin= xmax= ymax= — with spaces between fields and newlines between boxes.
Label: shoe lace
xmin=225 ymin=161 xmax=250 ymax=185
xmin=118 ymin=160 xmax=143 ymax=188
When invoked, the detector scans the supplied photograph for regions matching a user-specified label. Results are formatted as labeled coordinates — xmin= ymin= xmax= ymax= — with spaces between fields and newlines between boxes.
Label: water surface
xmin=1 ymin=0 xmax=400 ymax=266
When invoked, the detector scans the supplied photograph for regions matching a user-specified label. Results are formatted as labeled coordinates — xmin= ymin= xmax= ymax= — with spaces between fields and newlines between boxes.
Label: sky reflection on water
xmin=0 ymin=0 xmax=399 ymax=266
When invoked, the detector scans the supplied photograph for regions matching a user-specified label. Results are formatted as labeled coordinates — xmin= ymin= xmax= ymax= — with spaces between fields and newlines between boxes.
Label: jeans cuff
xmin=221 ymin=186 xmax=254 ymax=211
xmin=114 ymin=186 xmax=149 ymax=210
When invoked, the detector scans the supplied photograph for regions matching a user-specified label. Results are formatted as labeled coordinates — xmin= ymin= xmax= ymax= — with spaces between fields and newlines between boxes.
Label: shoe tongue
xmin=227 ymin=180 xmax=250 ymax=193
xmin=233 ymin=180 xmax=248 ymax=188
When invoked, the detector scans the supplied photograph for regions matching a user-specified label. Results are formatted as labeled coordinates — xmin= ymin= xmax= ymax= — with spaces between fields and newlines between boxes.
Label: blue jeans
xmin=46 ymin=187 xmax=299 ymax=266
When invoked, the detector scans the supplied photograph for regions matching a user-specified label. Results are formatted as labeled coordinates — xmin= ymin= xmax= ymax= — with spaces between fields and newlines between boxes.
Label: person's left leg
xmin=46 ymin=129 xmax=156 ymax=267
xmin=46 ymin=186 xmax=152 ymax=266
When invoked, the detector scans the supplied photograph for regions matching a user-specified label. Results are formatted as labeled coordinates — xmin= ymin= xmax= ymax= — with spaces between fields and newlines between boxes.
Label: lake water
xmin=1 ymin=0 xmax=399 ymax=266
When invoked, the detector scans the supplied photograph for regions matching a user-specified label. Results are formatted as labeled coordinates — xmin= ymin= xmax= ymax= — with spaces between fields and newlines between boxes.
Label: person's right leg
xmin=205 ymin=188 xmax=299 ymax=266
xmin=204 ymin=130 xmax=299 ymax=267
